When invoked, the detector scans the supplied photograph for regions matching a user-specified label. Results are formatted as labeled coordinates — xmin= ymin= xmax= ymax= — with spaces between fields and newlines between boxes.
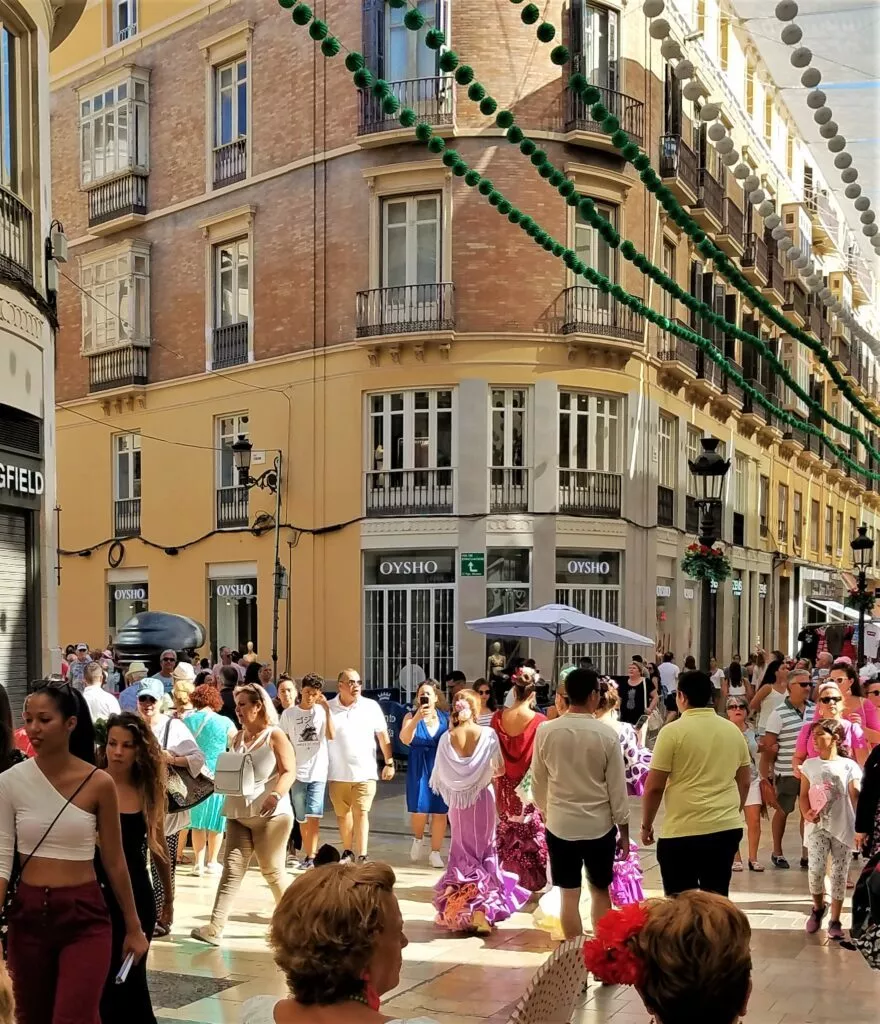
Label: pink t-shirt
xmin=795 ymin=718 xmax=866 ymax=760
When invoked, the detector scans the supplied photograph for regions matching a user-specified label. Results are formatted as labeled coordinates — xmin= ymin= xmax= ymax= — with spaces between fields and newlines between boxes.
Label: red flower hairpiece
xmin=582 ymin=902 xmax=649 ymax=987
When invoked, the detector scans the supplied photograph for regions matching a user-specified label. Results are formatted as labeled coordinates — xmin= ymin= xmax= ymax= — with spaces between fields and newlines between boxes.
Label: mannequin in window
xmin=487 ymin=643 xmax=506 ymax=701
xmin=241 ymin=642 xmax=258 ymax=667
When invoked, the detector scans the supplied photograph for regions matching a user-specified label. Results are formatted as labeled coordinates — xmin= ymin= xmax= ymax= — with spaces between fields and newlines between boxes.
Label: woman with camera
xmin=400 ymin=682 xmax=449 ymax=868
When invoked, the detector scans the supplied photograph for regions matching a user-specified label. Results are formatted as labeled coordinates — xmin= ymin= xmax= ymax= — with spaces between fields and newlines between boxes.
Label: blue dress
xmin=187 ymin=709 xmax=233 ymax=833
xmin=405 ymin=711 xmax=450 ymax=815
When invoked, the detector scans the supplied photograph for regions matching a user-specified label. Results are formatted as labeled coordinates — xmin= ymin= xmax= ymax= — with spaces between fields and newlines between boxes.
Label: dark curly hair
xmin=269 ymin=861 xmax=397 ymax=1005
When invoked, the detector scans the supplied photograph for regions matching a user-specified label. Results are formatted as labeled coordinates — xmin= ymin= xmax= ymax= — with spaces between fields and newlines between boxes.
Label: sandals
xmin=732 ymin=860 xmax=744 ymax=872
xmin=748 ymin=860 xmax=765 ymax=872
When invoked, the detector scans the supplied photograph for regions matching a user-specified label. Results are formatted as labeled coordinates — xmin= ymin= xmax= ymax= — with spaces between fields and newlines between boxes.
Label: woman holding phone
xmin=400 ymin=682 xmax=449 ymax=867
xmin=0 ymin=681 xmax=148 ymax=1024
xmin=98 ymin=712 xmax=172 ymax=1023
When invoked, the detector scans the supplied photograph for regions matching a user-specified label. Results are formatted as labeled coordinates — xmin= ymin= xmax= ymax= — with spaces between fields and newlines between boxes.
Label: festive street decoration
xmin=845 ymin=588 xmax=876 ymax=615
xmin=681 ymin=544 xmax=733 ymax=584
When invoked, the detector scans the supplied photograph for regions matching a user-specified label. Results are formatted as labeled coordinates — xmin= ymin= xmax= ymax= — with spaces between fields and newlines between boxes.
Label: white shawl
xmin=430 ymin=727 xmax=501 ymax=810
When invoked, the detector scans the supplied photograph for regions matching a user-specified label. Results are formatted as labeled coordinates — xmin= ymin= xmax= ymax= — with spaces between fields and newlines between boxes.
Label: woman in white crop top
xmin=191 ymin=683 xmax=295 ymax=947
xmin=240 ymin=860 xmax=438 ymax=1024
xmin=0 ymin=681 xmax=148 ymax=1024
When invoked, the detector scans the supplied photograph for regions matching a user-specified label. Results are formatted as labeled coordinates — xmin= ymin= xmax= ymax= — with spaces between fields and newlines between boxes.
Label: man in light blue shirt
xmin=151 ymin=650 xmax=177 ymax=694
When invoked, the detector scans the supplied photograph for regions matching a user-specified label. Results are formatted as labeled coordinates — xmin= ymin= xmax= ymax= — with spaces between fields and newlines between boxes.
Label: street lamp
xmin=850 ymin=524 xmax=875 ymax=667
xmin=232 ymin=435 xmax=285 ymax=682
xmin=688 ymin=437 xmax=731 ymax=670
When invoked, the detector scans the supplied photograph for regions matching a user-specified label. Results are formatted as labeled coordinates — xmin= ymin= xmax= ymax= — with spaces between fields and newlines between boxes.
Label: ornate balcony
xmin=782 ymin=279 xmax=808 ymax=328
xmin=359 ymin=76 xmax=453 ymax=137
xmin=0 ymin=186 xmax=33 ymax=286
xmin=741 ymin=378 xmax=770 ymax=428
xmin=558 ymin=469 xmax=621 ymax=518
xmin=564 ymin=84 xmax=644 ymax=144
xmin=763 ymin=251 xmax=785 ymax=305
xmin=87 ymin=344 xmax=148 ymax=393
xmin=213 ymin=139 xmax=247 ymax=188
xmin=716 ymin=198 xmax=744 ymax=257
xmin=691 ymin=168 xmax=723 ymax=233
xmin=561 ymin=286 xmax=642 ymax=347
xmin=741 ymin=233 xmax=768 ymax=285
xmin=114 ymin=498 xmax=141 ymax=538
xmin=365 ymin=468 xmax=454 ymax=517
xmin=211 ymin=321 xmax=249 ymax=369
xmin=658 ymin=134 xmax=698 ymax=205
xmin=490 ymin=467 xmax=529 ymax=513
xmin=86 ymin=172 xmax=147 ymax=229
xmin=657 ymin=321 xmax=699 ymax=387
xmin=356 ymin=283 xmax=455 ymax=339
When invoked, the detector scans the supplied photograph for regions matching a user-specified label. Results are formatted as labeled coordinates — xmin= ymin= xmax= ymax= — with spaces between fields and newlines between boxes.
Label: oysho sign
xmin=566 ymin=559 xmax=612 ymax=576
xmin=379 ymin=559 xmax=439 ymax=576
xmin=0 ymin=462 xmax=43 ymax=497
xmin=114 ymin=586 xmax=147 ymax=602
xmin=216 ymin=582 xmax=255 ymax=598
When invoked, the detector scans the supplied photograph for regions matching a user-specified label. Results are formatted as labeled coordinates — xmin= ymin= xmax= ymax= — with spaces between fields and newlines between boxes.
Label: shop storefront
xmin=731 ymin=572 xmax=743 ymax=656
xmin=108 ymin=581 xmax=149 ymax=641
xmin=209 ymin=573 xmax=258 ymax=660
xmin=555 ymin=550 xmax=621 ymax=675
xmin=655 ymin=579 xmax=673 ymax=655
xmin=485 ymin=548 xmax=531 ymax=670
xmin=363 ymin=549 xmax=455 ymax=692
xmin=0 ymin=405 xmax=44 ymax=714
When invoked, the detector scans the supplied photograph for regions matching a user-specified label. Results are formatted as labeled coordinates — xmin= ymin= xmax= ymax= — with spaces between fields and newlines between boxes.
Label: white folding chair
xmin=506 ymin=935 xmax=589 ymax=1024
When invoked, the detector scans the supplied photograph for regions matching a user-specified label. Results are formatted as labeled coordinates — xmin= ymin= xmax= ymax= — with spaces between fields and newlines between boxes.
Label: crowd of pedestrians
xmin=0 ymin=636 xmax=878 ymax=1023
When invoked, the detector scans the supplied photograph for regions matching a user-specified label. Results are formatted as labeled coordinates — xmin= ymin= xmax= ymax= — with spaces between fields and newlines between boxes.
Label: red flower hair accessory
xmin=582 ymin=902 xmax=649 ymax=986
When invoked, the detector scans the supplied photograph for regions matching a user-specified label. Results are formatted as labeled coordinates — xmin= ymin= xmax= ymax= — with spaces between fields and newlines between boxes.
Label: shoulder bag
xmin=213 ymin=729 xmax=263 ymax=799
xmin=162 ymin=720 xmax=215 ymax=812
xmin=1 ymin=767 xmax=98 ymax=951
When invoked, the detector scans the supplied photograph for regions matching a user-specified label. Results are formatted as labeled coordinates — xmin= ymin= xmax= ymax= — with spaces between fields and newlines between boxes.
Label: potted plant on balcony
xmin=681 ymin=543 xmax=732 ymax=583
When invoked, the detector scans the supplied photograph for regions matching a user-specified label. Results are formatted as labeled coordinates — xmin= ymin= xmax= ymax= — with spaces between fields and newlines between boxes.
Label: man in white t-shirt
xmin=82 ymin=660 xmax=121 ymax=722
xmin=280 ymin=673 xmax=335 ymax=869
xmin=657 ymin=652 xmax=680 ymax=696
xmin=327 ymin=668 xmax=395 ymax=863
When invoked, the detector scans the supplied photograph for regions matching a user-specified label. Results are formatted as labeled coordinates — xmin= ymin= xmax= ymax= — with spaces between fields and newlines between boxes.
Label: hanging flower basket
xmin=845 ymin=587 xmax=875 ymax=615
xmin=681 ymin=543 xmax=732 ymax=583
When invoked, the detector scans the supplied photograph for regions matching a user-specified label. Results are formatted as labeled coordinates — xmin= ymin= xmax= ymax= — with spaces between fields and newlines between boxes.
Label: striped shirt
xmin=764 ymin=699 xmax=815 ymax=777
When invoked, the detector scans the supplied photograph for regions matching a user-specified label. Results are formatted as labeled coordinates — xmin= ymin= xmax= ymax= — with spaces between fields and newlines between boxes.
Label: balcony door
xmin=571 ymin=0 xmax=618 ymax=90
xmin=386 ymin=1 xmax=440 ymax=81
xmin=574 ymin=201 xmax=616 ymax=319
xmin=381 ymin=194 xmax=441 ymax=328
xmin=368 ymin=390 xmax=453 ymax=513
xmin=490 ymin=388 xmax=527 ymax=509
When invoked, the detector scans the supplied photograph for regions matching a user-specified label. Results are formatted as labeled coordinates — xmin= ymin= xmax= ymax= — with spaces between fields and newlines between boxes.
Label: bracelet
xmin=384 ymin=760 xmax=394 ymax=766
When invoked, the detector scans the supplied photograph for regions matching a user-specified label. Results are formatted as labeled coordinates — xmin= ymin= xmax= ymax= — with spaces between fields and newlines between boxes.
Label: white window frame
xmin=576 ymin=2 xmax=619 ymax=91
xmin=825 ymin=504 xmax=833 ymax=554
xmin=386 ymin=0 xmax=438 ymax=82
xmin=778 ymin=483 xmax=788 ymax=541
xmin=80 ymin=240 xmax=150 ymax=354
xmin=214 ymin=236 xmax=249 ymax=328
xmin=558 ymin=391 xmax=621 ymax=474
xmin=490 ymin=388 xmax=527 ymax=470
xmin=113 ymin=0 xmax=137 ymax=43
xmin=78 ymin=69 xmax=150 ymax=187
xmin=0 ymin=26 xmax=18 ymax=194
xmin=574 ymin=200 xmax=617 ymax=284
xmin=734 ymin=453 xmax=748 ymax=514
xmin=759 ymin=475 xmax=769 ymax=533
xmin=214 ymin=56 xmax=248 ymax=148
xmin=685 ymin=426 xmax=701 ymax=497
xmin=368 ymin=389 xmax=455 ymax=473
xmin=660 ymin=240 xmax=675 ymax=319
xmin=658 ymin=413 xmax=676 ymax=489
xmin=216 ymin=413 xmax=249 ymax=491
xmin=113 ymin=432 xmax=141 ymax=501
xmin=793 ymin=490 xmax=803 ymax=546
xmin=381 ymin=192 xmax=441 ymax=289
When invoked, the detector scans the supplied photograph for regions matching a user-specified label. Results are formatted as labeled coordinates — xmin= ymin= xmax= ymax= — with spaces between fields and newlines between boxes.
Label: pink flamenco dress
xmin=430 ymin=726 xmax=529 ymax=933
xmin=491 ymin=710 xmax=549 ymax=893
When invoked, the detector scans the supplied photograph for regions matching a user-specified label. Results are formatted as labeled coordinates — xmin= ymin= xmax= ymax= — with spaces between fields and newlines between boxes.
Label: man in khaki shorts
xmin=327 ymin=669 xmax=395 ymax=862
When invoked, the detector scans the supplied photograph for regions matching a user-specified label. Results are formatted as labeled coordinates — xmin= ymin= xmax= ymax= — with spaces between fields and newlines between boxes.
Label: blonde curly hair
xmin=269 ymin=861 xmax=397 ymax=1005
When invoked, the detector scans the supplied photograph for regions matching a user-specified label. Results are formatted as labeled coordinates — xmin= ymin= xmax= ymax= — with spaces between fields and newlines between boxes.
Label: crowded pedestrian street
xmin=143 ymin=781 xmax=877 ymax=1024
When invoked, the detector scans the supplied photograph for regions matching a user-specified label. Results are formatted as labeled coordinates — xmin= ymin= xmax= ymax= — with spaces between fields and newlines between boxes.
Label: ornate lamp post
xmin=850 ymin=524 xmax=875 ymax=667
xmin=688 ymin=438 xmax=731 ymax=670
xmin=232 ymin=435 xmax=285 ymax=682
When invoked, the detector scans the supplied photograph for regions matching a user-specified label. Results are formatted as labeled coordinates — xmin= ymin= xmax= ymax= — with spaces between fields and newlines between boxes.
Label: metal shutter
xmin=0 ymin=511 xmax=28 ymax=717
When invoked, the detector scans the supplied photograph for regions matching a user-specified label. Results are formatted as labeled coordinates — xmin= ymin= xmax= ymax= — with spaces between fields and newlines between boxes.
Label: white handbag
xmin=213 ymin=750 xmax=256 ymax=798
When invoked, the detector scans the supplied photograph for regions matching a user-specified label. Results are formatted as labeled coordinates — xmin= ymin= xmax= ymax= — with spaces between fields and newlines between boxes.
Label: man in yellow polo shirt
xmin=640 ymin=669 xmax=752 ymax=896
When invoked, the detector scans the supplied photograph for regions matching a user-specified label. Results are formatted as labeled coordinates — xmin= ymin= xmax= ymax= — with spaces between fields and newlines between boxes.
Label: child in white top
xmin=799 ymin=719 xmax=862 ymax=940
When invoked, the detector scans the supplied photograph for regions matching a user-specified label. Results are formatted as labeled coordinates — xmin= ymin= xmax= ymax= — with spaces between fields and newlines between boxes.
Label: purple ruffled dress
xmin=431 ymin=728 xmax=529 ymax=931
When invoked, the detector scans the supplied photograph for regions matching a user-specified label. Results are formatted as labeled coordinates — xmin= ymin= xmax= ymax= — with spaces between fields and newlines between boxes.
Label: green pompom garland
xmin=550 ymin=45 xmax=570 ymax=66
xmin=425 ymin=28 xmax=445 ymax=49
xmin=277 ymin=0 xmax=295 ymax=8
xmin=467 ymin=82 xmax=486 ymax=102
xmin=352 ymin=67 xmax=374 ymax=89
xmin=403 ymin=8 xmax=425 ymax=31
xmin=320 ymin=36 xmax=341 ymax=58
xmin=439 ymin=50 xmax=459 ymax=72
xmin=398 ymin=107 xmax=417 ymax=128
xmin=307 ymin=18 xmax=328 ymax=40
xmin=344 ymin=52 xmax=364 ymax=73
xmin=291 ymin=3 xmax=311 ymax=26
xmin=521 ymin=4 xmax=540 ymax=25
xmin=454 ymin=64 xmax=475 ymax=85
xmin=536 ymin=22 xmax=555 ymax=43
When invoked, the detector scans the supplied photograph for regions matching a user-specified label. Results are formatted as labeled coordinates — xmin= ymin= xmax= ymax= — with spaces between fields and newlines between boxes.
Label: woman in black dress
xmin=98 ymin=713 xmax=172 ymax=1023
xmin=618 ymin=660 xmax=658 ymax=726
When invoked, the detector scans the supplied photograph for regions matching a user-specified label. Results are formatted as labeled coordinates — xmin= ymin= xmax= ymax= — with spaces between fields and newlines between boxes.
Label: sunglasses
xmin=867 ymin=690 xmax=880 ymax=698
xmin=793 ymin=681 xmax=812 ymax=688
xmin=818 ymin=695 xmax=842 ymax=704
xmin=476 ymin=689 xmax=491 ymax=696
xmin=727 ymin=703 xmax=747 ymax=711
xmin=161 ymin=657 xmax=176 ymax=662
xmin=137 ymin=695 xmax=157 ymax=703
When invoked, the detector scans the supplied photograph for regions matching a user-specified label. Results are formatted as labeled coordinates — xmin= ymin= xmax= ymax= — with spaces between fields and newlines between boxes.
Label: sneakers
xmin=191 ymin=862 xmax=203 ymax=877
xmin=340 ymin=849 xmax=354 ymax=864
xmin=771 ymin=853 xmax=790 ymax=869
xmin=356 ymin=855 xmax=368 ymax=864
xmin=827 ymin=920 xmax=845 ymax=940
xmin=410 ymin=837 xmax=426 ymax=862
xmin=805 ymin=906 xmax=827 ymax=934
xmin=205 ymin=861 xmax=222 ymax=876
xmin=428 ymin=850 xmax=444 ymax=869
xmin=190 ymin=924 xmax=222 ymax=946
xmin=297 ymin=857 xmax=315 ymax=871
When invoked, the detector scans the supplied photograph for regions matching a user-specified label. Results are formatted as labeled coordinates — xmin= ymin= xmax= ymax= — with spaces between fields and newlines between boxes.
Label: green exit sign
xmin=461 ymin=552 xmax=485 ymax=577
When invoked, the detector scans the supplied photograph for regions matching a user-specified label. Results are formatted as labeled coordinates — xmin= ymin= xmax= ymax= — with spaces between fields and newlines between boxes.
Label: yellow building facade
xmin=50 ymin=0 xmax=880 ymax=685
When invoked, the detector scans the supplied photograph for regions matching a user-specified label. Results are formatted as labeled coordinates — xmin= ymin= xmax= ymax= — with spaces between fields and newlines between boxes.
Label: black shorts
xmin=545 ymin=827 xmax=617 ymax=891
xmin=664 ymin=692 xmax=678 ymax=713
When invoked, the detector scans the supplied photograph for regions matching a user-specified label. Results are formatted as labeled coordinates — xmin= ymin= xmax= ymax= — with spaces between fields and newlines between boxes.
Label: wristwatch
xmin=384 ymin=759 xmax=394 ymax=767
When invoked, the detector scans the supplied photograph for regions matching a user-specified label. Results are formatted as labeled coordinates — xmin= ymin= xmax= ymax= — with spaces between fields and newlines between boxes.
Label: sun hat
xmin=125 ymin=660 xmax=148 ymax=681
xmin=172 ymin=663 xmax=196 ymax=684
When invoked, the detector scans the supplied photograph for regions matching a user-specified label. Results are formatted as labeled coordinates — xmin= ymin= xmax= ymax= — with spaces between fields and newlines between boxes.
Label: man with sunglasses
xmin=151 ymin=650 xmax=178 ymax=694
xmin=760 ymin=669 xmax=815 ymax=869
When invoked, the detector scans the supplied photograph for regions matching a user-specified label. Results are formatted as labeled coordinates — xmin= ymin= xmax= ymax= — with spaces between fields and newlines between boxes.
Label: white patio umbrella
xmin=466 ymin=603 xmax=654 ymax=682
